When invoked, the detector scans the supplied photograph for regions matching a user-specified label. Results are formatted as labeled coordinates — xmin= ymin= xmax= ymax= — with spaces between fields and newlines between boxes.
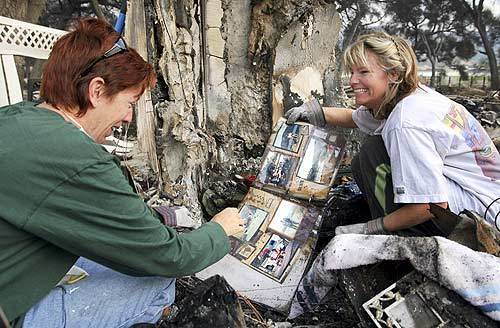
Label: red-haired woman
xmin=0 ymin=18 xmax=243 ymax=328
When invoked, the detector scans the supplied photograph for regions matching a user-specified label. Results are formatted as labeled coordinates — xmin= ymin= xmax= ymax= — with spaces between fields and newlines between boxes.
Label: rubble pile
xmin=121 ymin=91 xmax=500 ymax=327
xmin=163 ymin=275 xmax=246 ymax=328
xmin=169 ymin=183 xmax=370 ymax=328
xmin=452 ymin=92 xmax=500 ymax=149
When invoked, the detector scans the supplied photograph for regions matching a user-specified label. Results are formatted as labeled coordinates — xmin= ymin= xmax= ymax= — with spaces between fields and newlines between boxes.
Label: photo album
xmin=197 ymin=118 xmax=346 ymax=312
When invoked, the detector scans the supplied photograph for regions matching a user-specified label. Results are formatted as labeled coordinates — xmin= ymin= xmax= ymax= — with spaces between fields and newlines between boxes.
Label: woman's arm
xmin=383 ymin=202 xmax=448 ymax=231
xmin=285 ymin=99 xmax=359 ymax=129
xmin=323 ymin=107 xmax=358 ymax=128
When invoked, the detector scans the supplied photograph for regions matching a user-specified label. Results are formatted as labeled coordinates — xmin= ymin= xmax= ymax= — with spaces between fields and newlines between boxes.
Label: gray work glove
xmin=153 ymin=205 xmax=197 ymax=228
xmin=335 ymin=217 xmax=388 ymax=235
xmin=284 ymin=98 xmax=326 ymax=127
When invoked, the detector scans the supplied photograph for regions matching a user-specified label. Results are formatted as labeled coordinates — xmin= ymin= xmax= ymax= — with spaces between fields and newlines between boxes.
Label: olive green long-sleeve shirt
xmin=0 ymin=102 xmax=230 ymax=322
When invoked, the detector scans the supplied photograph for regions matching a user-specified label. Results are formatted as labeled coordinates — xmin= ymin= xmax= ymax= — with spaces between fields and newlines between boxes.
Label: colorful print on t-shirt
xmin=443 ymin=102 xmax=500 ymax=180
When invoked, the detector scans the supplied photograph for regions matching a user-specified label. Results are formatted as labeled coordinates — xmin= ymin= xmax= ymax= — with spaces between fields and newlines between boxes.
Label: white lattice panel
xmin=0 ymin=16 xmax=67 ymax=59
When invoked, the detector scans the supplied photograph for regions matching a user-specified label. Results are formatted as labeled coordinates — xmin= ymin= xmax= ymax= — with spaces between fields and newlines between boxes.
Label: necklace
xmin=50 ymin=106 xmax=94 ymax=140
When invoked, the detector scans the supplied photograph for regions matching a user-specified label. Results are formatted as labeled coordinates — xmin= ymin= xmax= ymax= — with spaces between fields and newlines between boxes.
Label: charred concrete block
xmin=360 ymin=271 xmax=497 ymax=328
xmin=339 ymin=261 xmax=414 ymax=327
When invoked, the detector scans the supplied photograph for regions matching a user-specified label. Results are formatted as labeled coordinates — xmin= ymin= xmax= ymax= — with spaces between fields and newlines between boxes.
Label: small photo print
xmin=249 ymin=230 xmax=264 ymax=245
xmin=312 ymin=128 xmax=328 ymax=139
xmin=268 ymin=200 xmax=307 ymax=239
xmin=236 ymin=244 xmax=256 ymax=259
xmin=297 ymin=137 xmax=338 ymax=184
xmin=229 ymin=237 xmax=243 ymax=255
xmin=251 ymin=234 xmax=291 ymax=279
xmin=238 ymin=204 xmax=268 ymax=242
xmin=273 ymin=123 xmax=304 ymax=153
xmin=257 ymin=151 xmax=296 ymax=188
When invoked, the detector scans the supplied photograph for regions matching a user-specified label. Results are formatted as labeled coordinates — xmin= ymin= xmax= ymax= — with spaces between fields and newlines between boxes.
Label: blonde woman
xmin=285 ymin=31 xmax=500 ymax=235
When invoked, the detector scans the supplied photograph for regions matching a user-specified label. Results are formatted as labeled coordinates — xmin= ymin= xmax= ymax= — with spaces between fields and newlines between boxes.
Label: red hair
xmin=41 ymin=18 xmax=156 ymax=116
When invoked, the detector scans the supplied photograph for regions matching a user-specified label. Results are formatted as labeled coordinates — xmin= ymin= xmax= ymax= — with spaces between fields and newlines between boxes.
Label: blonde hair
xmin=343 ymin=31 xmax=419 ymax=119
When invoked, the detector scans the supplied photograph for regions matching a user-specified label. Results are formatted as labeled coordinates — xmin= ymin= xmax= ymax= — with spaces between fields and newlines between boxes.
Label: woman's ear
xmin=388 ymin=70 xmax=401 ymax=84
xmin=88 ymin=77 xmax=106 ymax=108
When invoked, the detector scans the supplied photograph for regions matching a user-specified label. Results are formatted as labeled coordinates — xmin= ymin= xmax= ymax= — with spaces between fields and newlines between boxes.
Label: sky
xmin=487 ymin=0 xmax=500 ymax=14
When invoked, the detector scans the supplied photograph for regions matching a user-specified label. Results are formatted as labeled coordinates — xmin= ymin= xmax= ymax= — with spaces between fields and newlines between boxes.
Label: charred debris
xmin=122 ymin=92 xmax=499 ymax=328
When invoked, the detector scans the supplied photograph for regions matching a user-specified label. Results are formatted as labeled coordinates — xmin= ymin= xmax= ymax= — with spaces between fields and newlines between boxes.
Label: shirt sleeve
xmin=352 ymin=107 xmax=384 ymax=135
xmin=384 ymin=127 xmax=449 ymax=204
xmin=24 ymin=159 xmax=230 ymax=278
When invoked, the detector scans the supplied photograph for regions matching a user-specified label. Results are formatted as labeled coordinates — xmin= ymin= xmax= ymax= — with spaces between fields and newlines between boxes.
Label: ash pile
xmin=174 ymin=174 xmax=497 ymax=328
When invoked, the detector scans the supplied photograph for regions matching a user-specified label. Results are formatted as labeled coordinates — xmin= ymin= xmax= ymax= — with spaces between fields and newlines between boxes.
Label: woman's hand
xmin=285 ymin=99 xmax=358 ymax=129
xmin=284 ymin=98 xmax=326 ymax=127
xmin=335 ymin=217 xmax=387 ymax=235
xmin=212 ymin=208 xmax=244 ymax=236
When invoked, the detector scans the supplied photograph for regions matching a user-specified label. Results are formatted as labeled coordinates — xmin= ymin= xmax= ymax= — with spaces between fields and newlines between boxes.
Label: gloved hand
xmin=153 ymin=205 xmax=198 ymax=228
xmin=284 ymin=98 xmax=326 ymax=127
xmin=335 ymin=217 xmax=388 ymax=235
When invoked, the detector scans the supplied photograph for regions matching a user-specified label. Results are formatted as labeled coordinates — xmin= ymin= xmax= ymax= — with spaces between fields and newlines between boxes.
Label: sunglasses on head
xmin=79 ymin=36 xmax=128 ymax=78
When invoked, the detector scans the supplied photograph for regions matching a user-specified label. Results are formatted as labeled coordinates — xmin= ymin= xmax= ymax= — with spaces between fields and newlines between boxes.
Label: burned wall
xmin=149 ymin=0 xmax=343 ymax=222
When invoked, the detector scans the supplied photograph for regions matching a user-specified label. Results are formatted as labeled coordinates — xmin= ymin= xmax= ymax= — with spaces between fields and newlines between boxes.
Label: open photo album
xmin=255 ymin=118 xmax=346 ymax=202
xmin=229 ymin=188 xmax=320 ymax=283
xmin=197 ymin=118 xmax=346 ymax=312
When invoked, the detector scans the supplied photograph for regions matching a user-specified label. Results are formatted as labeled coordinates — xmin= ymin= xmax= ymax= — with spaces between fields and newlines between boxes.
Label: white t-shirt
xmin=352 ymin=85 xmax=500 ymax=226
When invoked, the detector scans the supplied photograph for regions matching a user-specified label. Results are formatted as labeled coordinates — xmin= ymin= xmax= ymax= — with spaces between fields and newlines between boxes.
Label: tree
xmin=39 ymin=0 xmax=120 ymax=29
xmin=326 ymin=0 xmax=369 ymax=106
xmin=0 ymin=0 xmax=46 ymax=23
xmin=384 ymin=0 xmax=475 ymax=87
xmin=325 ymin=0 xmax=384 ymax=106
xmin=453 ymin=0 xmax=499 ymax=89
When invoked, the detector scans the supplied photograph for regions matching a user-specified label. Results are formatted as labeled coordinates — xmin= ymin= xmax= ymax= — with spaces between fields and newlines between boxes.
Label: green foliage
xmin=450 ymin=0 xmax=500 ymax=89
xmin=482 ymin=9 xmax=500 ymax=47
xmin=383 ymin=0 xmax=477 ymax=63
xmin=39 ymin=0 xmax=121 ymax=30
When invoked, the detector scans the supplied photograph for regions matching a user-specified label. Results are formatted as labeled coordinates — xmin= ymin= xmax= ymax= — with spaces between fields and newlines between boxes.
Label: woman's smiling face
xmin=349 ymin=51 xmax=390 ymax=111
xmin=84 ymin=85 xmax=140 ymax=144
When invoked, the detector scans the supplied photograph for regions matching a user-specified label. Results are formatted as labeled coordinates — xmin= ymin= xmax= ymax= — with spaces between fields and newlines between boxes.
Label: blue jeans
xmin=22 ymin=258 xmax=176 ymax=328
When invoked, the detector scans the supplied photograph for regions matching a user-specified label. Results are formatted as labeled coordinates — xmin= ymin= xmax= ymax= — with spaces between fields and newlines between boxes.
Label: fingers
xmin=334 ymin=226 xmax=347 ymax=235
xmin=284 ymin=108 xmax=296 ymax=124
xmin=335 ymin=223 xmax=366 ymax=235
xmin=283 ymin=108 xmax=292 ymax=119
xmin=212 ymin=207 xmax=244 ymax=236
xmin=286 ymin=109 xmax=303 ymax=125
xmin=232 ymin=211 xmax=244 ymax=235
xmin=304 ymin=98 xmax=326 ymax=127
